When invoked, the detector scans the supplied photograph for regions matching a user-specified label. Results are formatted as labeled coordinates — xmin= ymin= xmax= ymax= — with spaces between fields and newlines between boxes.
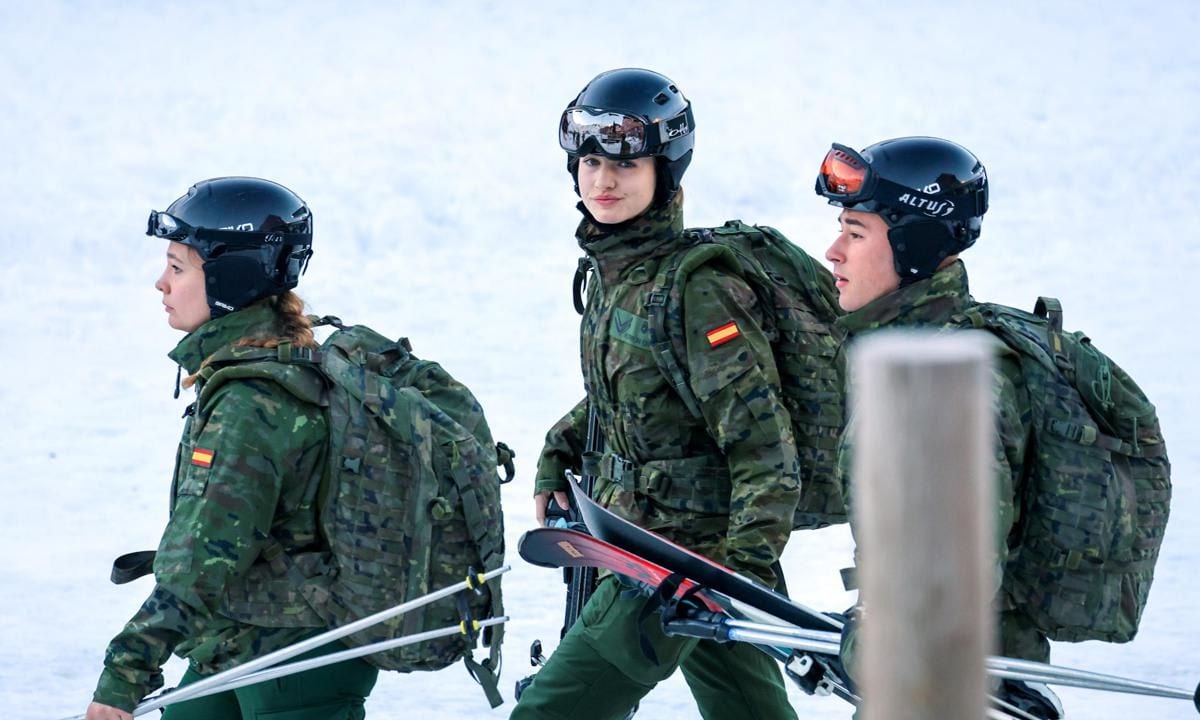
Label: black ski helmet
xmin=147 ymin=177 xmax=313 ymax=317
xmin=816 ymin=136 xmax=988 ymax=284
xmin=560 ymin=68 xmax=695 ymax=206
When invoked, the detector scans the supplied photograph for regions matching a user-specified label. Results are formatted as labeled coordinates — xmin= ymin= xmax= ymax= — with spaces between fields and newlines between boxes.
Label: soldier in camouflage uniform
xmin=512 ymin=69 xmax=802 ymax=720
xmin=85 ymin=178 xmax=378 ymax=720
xmin=816 ymin=137 xmax=1063 ymax=718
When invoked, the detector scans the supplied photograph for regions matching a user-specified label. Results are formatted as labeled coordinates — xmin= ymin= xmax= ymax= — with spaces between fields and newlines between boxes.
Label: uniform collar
xmin=167 ymin=301 xmax=280 ymax=375
xmin=836 ymin=260 xmax=974 ymax=337
xmin=576 ymin=194 xmax=686 ymax=287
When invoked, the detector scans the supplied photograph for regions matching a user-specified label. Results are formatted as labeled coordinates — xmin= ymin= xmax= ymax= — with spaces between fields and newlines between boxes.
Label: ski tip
xmin=515 ymin=531 xmax=554 ymax=569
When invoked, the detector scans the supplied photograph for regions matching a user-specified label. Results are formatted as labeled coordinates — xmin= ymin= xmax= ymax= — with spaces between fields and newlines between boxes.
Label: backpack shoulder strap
xmin=954 ymin=302 xmax=1054 ymax=367
xmin=644 ymin=228 xmax=740 ymax=419
xmin=197 ymin=343 xmax=327 ymax=410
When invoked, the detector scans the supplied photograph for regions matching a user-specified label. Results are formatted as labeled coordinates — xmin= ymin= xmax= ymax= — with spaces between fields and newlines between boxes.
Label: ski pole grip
xmin=661 ymin=618 xmax=726 ymax=641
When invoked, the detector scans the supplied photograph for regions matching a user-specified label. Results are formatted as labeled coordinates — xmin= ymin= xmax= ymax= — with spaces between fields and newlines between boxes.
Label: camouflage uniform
xmin=514 ymin=196 xmax=801 ymax=720
xmin=835 ymin=260 xmax=1049 ymax=667
xmin=92 ymin=302 xmax=377 ymax=715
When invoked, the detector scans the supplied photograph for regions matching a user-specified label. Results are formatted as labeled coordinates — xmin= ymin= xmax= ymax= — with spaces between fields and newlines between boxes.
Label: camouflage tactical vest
xmin=956 ymin=298 xmax=1171 ymax=643
xmin=646 ymin=221 xmax=848 ymax=529
xmin=203 ymin=316 xmax=510 ymax=706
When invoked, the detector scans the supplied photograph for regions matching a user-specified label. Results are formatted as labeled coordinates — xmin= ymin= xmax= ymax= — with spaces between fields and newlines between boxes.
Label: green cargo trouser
xmin=161 ymin=641 xmax=379 ymax=720
xmin=511 ymin=576 xmax=798 ymax=720
xmin=999 ymin=608 xmax=1050 ymax=663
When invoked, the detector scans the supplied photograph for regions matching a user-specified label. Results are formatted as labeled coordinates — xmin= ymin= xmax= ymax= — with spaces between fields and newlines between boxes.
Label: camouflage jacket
xmin=93 ymin=302 xmax=328 ymax=711
xmin=835 ymin=261 xmax=1029 ymax=597
xmin=535 ymin=197 xmax=800 ymax=587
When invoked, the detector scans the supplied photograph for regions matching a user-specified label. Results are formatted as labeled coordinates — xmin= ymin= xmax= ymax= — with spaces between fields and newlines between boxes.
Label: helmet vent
xmin=654 ymin=91 xmax=670 ymax=105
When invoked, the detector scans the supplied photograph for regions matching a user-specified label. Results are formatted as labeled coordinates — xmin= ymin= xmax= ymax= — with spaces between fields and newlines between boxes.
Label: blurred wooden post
xmin=851 ymin=331 xmax=995 ymax=720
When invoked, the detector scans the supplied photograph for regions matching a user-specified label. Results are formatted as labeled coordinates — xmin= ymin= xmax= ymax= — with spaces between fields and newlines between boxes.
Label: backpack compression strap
xmin=442 ymin=450 xmax=505 ymax=707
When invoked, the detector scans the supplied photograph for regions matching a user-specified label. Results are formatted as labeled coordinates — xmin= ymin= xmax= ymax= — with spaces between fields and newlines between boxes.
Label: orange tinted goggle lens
xmin=820 ymin=149 xmax=868 ymax=195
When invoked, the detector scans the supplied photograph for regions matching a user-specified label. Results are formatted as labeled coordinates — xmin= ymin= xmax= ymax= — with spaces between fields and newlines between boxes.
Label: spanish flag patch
xmin=706 ymin=322 xmax=741 ymax=348
xmin=191 ymin=448 xmax=215 ymax=468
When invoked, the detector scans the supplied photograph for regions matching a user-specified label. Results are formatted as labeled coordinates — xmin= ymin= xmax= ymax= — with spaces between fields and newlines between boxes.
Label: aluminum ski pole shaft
xmin=720 ymin=623 xmax=1194 ymax=704
xmin=987 ymin=656 xmax=1194 ymax=703
xmin=734 ymin=625 xmax=1193 ymax=702
xmin=143 ymin=617 xmax=509 ymax=711
xmin=133 ymin=566 xmax=507 ymax=716
xmin=669 ymin=612 xmax=1196 ymax=706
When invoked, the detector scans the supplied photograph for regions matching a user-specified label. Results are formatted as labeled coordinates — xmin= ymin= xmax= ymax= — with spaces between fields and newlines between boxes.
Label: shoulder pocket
xmin=174 ymin=437 xmax=211 ymax=497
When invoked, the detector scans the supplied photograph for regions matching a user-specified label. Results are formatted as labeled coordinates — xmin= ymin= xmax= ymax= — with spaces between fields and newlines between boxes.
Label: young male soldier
xmin=815 ymin=136 xmax=1063 ymax=718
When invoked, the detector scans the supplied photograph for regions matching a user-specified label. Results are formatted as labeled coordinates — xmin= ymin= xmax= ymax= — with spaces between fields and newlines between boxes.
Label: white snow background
xmin=1 ymin=1 xmax=1197 ymax=718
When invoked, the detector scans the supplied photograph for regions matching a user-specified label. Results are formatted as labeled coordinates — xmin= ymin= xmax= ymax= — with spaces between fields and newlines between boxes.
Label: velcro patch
xmin=191 ymin=448 xmax=215 ymax=468
xmin=609 ymin=307 xmax=651 ymax=350
xmin=706 ymin=322 xmax=741 ymax=347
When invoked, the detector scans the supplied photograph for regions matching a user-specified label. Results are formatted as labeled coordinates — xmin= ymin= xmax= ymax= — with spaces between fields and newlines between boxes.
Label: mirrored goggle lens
xmin=559 ymin=108 xmax=648 ymax=156
xmin=819 ymin=147 xmax=869 ymax=196
xmin=147 ymin=210 xmax=190 ymax=239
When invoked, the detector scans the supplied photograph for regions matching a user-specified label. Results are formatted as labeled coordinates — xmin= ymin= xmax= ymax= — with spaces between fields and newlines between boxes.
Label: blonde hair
xmin=181 ymin=291 xmax=316 ymax=389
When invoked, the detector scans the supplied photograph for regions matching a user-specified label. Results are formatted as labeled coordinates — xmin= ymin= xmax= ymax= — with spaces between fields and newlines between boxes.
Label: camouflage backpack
xmin=955 ymin=298 xmax=1171 ymax=643
xmin=646 ymin=221 xmax=848 ymax=529
xmin=205 ymin=316 xmax=511 ymax=705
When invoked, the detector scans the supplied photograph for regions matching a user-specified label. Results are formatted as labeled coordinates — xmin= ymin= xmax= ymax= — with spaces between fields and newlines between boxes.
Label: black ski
xmin=518 ymin=526 xmax=859 ymax=704
xmin=565 ymin=472 xmax=842 ymax=634
xmin=555 ymin=476 xmax=1199 ymax=715
xmin=518 ymin=527 xmax=726 ymax=613
xmin=520 ymin=525 xmax=674 ymax=586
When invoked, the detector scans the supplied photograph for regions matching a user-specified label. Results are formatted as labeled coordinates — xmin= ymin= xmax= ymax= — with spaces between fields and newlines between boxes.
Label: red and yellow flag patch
xmin=191 ymin=448 xmax=215 ymax=468
xmin=706 ymin=322 xmax=741 ymax=348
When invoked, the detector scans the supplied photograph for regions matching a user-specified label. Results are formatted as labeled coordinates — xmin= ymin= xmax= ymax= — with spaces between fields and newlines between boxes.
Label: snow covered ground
xmin=1 ymin=1 xmax=1197 ymax=718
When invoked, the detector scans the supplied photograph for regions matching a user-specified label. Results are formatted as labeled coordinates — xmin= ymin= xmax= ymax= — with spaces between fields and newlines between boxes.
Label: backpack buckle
xmin=605 ymin=452 xmax=640 ymax=492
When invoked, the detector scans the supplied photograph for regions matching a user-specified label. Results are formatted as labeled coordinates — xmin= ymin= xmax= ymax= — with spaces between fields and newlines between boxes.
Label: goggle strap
xmin=191 ymin=228 xmax=312 ymax=246
xmin=655 ymin=105 xmax=695 ymax=145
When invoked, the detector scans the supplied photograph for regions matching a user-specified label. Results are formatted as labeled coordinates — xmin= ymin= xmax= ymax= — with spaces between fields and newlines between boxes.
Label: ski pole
xmin=141 ymin=617 xmax=509 ymax=711
xmin=665 ymin=612 xmax=1198 ymax=708
xmin=63 ymin=566 xmax=509 ymax=720
xmin=986 ymin=655 xmax=1196 ymax=705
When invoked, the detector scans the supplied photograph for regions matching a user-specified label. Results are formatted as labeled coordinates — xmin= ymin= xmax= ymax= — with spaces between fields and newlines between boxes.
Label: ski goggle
xmin=815 ymin=143 xmax=987 ymax=221
xmin=815 ymin=143 xmax=877 ymax=204
xmin=559 ymin=105 xmax=693 ymax=157
xmin=146 ymin=209 xmax=194 ymax=240
xmin=147 ymin=209 xmax=312 ymax=256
